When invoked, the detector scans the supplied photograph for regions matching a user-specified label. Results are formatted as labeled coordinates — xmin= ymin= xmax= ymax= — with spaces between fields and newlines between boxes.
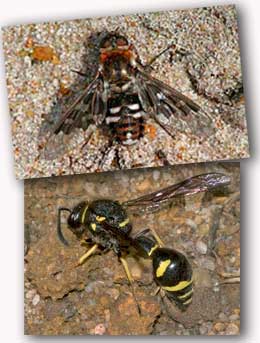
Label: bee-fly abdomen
xmin=106 ymin=93 xmax=145 ymax=145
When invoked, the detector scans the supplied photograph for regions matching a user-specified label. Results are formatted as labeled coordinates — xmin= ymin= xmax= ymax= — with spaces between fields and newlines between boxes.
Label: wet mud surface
xmin=24 ymin=162 xmax=240 ymax=335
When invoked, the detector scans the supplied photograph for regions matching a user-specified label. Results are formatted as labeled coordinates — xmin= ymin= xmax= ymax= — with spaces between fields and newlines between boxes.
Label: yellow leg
xmin=80 ymin=239 xmax=89 ymax=246
xmin=120 ymin=257 xmax=134 ymax=283
xmin=120 ymin=257 xmax=141 ymax=315
xmin=150 ymin=228 xmax=164 ymax=247
xmin=76 ymin=244 xmax=98 ymax=267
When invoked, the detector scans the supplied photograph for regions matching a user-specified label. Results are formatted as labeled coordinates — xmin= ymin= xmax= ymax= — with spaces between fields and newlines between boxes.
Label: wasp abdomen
xmin=152 ymin=247 xmax=193 ymax=309
xmin=133 ymin=234 xmax=193 ymax=310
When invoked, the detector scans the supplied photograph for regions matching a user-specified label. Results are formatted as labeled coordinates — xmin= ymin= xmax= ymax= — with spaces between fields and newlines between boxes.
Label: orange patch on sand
xmin=32 ymin=46 xmax=60 ymax=64
xmin=144 ymin=124 xmax=157 ymax=140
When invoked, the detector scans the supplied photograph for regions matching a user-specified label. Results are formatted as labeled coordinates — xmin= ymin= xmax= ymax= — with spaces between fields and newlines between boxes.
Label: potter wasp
xmin=57 ymin=172 xmax=230 ymax=311
xmin=48 ymin=32 xmax=213 ymax=165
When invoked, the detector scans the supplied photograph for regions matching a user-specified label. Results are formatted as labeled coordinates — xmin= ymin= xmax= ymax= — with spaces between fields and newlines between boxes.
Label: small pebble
xmin=198 ymin=257 xmax=216 ymax=271
xmin=152 ymin=170 xmax=160 ymax=181
xmin=196 ymin=240 xmax=207 ymax=254
xmin=214 ymin=322 xmax=225 ymax=332
xmin=25 ymin=289 xmax=36 ymax=299
xmin=94 ymin=323 xmax=106 ymax=335
xmin=218 ymin=312 xmax=228 ymax=321
xmin=32 ymin=294 xmax=40 ymax=306
xmin=106 ymin=288 xmax=120 ymax=300
xmin=226 ymin=323 xmax=239 ymax=335
xmin=229 ymin=314 xmax=239 ymax=321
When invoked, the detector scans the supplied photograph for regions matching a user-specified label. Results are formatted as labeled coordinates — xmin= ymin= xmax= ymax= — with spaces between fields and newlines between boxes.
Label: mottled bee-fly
xmin=52 ymin=31 xmax=213 ymax=149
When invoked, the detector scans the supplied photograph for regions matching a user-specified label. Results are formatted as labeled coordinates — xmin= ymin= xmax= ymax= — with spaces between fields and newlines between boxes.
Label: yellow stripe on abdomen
xmin=183 ymin=297 xmax=192 ymax=305
xmin=177 ymin=289 xmax=193 ymax=299
xmin=156 ymin=259 xmax=171 ymax=278
xmin=162 ymin=279 xmax=193 ymax=292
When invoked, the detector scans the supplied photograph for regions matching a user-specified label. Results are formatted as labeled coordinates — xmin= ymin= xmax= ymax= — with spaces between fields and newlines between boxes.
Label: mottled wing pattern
xmin=123 ymin=173 xmax=230 ymax=213
xmin=136 ymin=71 xmax=213 ymax=136
xmin=53 ymin=73 xmax=107 ymax=135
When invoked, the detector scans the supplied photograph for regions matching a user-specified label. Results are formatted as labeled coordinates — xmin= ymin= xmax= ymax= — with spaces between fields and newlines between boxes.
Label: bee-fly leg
xmin=146 ymin=43 xmax=180 ymax=67
xmin=79 ymin=124 xmax=97 ymax=153
xmin=97 ymin=139 xmax=117 ymax=169
xmin=146 ymin=42 xmax=201 ymax=68
xmin=71 ymin=69 xmax=88 ymax=78
xmin=76 ymin=243 xmax=98 ymax=267
xmin=156 ymin=149 xmax=170 ymax=166
xmin=119 ymin=255 xmax=141 ymax=315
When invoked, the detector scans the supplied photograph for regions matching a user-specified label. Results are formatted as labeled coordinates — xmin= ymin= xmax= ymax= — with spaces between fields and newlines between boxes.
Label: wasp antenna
xmin=57 ymin=207 xmax=71 ymax=246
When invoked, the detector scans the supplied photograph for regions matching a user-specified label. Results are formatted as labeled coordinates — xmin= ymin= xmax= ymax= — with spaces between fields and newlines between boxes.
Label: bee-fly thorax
xmin=99 ymin=33 xmax=137 ymax=84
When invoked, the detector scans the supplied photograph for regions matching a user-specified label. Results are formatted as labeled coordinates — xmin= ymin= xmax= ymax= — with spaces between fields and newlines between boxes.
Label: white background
xmin=0 ymin=0 xmax=259 ymax=342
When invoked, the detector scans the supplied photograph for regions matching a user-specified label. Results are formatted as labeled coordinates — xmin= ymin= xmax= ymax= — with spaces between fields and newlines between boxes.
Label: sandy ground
xmin=24 ymin=162 xmax=240 ymax=335
xmin=3 ymin=5 xmax=249 ymax=179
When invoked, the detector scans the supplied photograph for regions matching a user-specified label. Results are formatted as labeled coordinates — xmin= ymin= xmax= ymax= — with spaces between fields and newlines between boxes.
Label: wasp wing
xmin=123 ymin=173 xmax=230 ymax=213
xmin=52 ymin=72 xmax=107 ymax=135
xmin=136 ymin=70 xmax=213 ymax=137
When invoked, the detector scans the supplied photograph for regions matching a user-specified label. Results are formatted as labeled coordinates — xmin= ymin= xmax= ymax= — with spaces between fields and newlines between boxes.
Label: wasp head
xmin=57 ymin=202 xmax=88 ymax=246
xmin=99 ymin=32 xmax=129 ymax=50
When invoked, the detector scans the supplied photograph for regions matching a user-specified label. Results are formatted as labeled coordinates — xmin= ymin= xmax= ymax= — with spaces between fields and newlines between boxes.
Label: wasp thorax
xmin=100 ymin=33 xmax=129 ymax=50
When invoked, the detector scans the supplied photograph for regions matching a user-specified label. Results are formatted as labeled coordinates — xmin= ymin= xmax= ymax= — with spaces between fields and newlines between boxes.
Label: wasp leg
xmin=120 ymin=257 xmax=141 ymax=315
xmin=149 ymin=228 xmax=164 ymax=247
xmin=76 ymin=244 xmax=98 ymax=267
xmin=80 ymin=238 xmax=93 ymax=247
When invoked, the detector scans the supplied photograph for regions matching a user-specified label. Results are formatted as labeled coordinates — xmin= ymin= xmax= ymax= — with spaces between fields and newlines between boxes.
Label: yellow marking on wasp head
xmin=148 ymin=244 xmax=159 ymax=256
xmin=156 ymin=259 xmax=171 ymax=278
xmin=162 ymin=279 xmax=193 ymax=292
xmin=119 ymin=218 xmax=129 ymax=228
xmin=96 ymin=216 xmax=106 ymax=222
xmin=81 ymin=205 xmax=89 ymax=224
xmin=90 ymin=223 xmax=97 ymax=231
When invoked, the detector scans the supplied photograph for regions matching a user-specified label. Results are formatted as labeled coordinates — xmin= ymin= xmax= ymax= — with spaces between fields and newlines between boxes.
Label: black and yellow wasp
xmin=57 ymin=173 xmax=230 ymax=311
